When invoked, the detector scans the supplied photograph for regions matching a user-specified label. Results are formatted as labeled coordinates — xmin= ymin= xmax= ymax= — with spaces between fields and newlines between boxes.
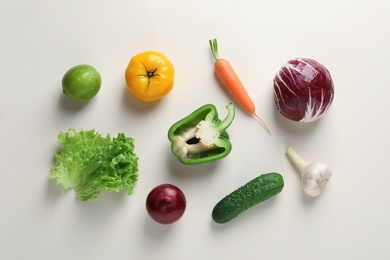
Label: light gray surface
xmin=1 ymin=0 xmax=389 ymax=259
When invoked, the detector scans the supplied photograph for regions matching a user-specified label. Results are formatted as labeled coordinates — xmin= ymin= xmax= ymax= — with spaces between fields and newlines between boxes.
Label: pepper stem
xmin=285 ymin=146 xmax=309 ymax=173
xmin=215 ymin=102 xmax=235 ymax=131
xmin=196 ymin=103 xmax=235 ymax=147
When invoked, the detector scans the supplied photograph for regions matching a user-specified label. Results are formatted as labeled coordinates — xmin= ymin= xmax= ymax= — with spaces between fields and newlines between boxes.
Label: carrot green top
xmin=209 ymin=38 xmax=220 ymax=61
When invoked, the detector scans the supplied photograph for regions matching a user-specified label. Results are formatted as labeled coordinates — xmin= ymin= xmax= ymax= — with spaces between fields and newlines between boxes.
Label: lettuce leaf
xmin=49 ymin=129 xmax=139 ymax=201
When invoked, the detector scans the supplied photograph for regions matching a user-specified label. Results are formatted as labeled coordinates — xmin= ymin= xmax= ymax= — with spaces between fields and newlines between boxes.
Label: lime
xmin=62 ymin=64 xmax=101 ymax=102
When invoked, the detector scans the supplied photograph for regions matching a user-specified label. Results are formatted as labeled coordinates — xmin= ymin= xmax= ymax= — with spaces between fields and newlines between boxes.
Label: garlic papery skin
xmin=286 ymin=146 xmax=332 ymax=197
xmin=301 ymin=163 xmax=332 ymax=196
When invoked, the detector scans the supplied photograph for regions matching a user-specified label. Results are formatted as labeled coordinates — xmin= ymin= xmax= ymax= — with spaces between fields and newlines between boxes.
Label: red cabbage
xmin=273 ymin=58 xmax=334 ymax=122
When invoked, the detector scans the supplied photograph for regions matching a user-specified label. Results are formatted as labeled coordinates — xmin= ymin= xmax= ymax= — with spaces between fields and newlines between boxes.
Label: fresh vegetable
xmin=273 ymin=58 xmax=334 ymax=122
xmin=146 ymin=184 xmax=186 ymax=225
xmin=62 ymin=64 xmax=101 ymax=102
xmin=209 ymin=38 xmax=270 ymax=134
xmin=168 ymin=103 xmax=235 ymax=165
xmin=49 ymin=129 xmax=139 ymax=201
xmin=212 ymin=172 xmax=284 ymax=224
xmin=125 ymin=51 xmax=175 ymax=102
xmin=286 ymin=146 xmax=332 ymax=197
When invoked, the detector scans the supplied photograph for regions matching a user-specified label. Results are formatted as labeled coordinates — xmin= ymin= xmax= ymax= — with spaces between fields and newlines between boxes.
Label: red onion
xmin=146 ymin=184 xmax=186 ymax=225
xmin=273 ymin=58 xmax=334 ymax=122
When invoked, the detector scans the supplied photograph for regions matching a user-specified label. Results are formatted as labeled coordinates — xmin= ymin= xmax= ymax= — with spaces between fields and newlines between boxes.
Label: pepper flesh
xmin=168 ymin=103 xmax=235 ymax=164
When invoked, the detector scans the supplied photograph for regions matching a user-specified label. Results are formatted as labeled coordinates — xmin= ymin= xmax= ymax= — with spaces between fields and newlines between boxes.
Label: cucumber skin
xmin=212 ymin=172 xmax=284 ymax=224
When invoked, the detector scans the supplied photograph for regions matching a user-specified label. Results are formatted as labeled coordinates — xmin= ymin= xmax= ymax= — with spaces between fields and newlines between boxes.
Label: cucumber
xmin=212 ymin=172 xmax=284 ymax=224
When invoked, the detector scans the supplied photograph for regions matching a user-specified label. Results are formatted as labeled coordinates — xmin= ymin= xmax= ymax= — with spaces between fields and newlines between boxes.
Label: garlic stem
xmin=285 ymin=146 xmax=309 ymax=172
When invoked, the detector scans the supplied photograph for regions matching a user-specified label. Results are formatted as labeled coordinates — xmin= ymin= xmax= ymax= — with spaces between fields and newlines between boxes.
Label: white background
xmin=1 ymin=0 xmax=389 ymax=259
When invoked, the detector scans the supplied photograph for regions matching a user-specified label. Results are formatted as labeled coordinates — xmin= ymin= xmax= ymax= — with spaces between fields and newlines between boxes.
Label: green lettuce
xmin=49 ymin=129 xmax=139 ymax=201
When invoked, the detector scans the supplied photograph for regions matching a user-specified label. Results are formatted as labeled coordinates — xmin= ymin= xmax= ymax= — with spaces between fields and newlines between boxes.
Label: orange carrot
xmin=209 ymin=38 xmax=270 ymax=134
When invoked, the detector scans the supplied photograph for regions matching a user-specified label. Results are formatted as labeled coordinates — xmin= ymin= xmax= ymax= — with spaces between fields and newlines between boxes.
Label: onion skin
xmin=146 ymin=184 xmax=186 ymax=225
xmin=273 ymin=58 xmax=334 ymax=122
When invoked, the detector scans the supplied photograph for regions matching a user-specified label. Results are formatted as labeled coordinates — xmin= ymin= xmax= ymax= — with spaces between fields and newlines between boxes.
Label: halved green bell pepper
xmin=168 ymin=103 xmax=235 ymax=164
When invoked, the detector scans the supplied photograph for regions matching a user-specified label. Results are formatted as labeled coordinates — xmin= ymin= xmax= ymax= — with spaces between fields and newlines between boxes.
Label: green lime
xmin=62 ymin=64 xmax=101 ymax=102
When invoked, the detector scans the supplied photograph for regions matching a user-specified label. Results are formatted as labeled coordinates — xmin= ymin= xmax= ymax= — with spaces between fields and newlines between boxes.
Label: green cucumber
xmin=212 ymin=172 xmax=284 ymax=224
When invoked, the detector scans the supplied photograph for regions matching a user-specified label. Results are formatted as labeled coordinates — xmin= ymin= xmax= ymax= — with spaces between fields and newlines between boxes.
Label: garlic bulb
xmin=286 ymin=146 xmax=332 ymax=197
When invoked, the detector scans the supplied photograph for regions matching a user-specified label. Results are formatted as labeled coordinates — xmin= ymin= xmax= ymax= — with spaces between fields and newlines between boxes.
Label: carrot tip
xmin=253 ymin=113 xmax=271 ymax=135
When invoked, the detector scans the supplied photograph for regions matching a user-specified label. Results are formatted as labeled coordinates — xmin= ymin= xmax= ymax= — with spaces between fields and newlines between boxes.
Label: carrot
xmin=209 ymin=38 xmax=270 ymax=134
